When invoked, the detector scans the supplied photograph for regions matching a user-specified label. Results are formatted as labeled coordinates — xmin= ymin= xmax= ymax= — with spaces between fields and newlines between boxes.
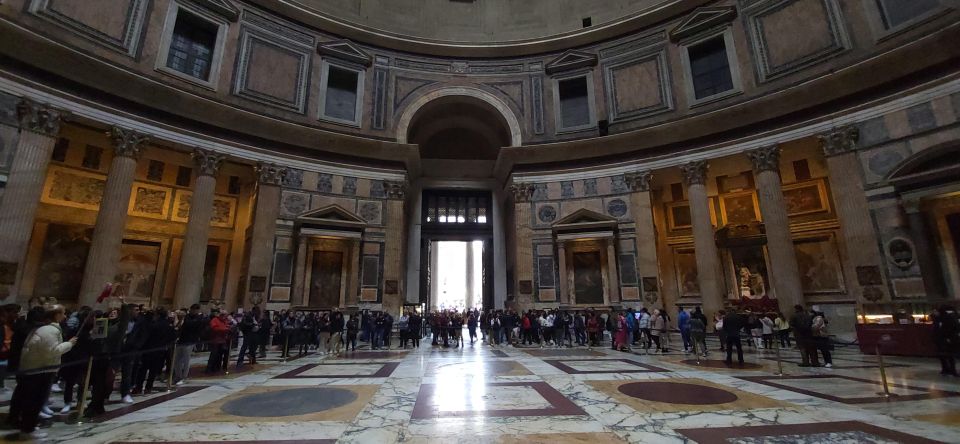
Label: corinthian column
xmin=680 ymin=160 xmax=724 ymax=318
xmin=747 ymin=145 xmax=803 ymax=313
xmin=243 ymin=162 xmax=285 ymax=308
xmin=79 ymin=127 xmax=147 ymax=306
xmin=174 ymin=149 xmax=225 ymax=308
xmin=0 ymin=100 xmax=61 ymax=301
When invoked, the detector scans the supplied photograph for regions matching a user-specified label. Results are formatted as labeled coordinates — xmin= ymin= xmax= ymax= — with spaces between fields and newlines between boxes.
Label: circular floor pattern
xmin=220 ymin=387 xmax=358 ymax=417
xmin=618 ymin=381 xmax=739 ymax=405
xmin=680 ymin=359 xmax=764 ymax=369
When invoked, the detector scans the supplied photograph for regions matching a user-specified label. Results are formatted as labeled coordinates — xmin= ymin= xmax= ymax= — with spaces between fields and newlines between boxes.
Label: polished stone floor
xmin=2 ymin=334 xmax=959 ymax=443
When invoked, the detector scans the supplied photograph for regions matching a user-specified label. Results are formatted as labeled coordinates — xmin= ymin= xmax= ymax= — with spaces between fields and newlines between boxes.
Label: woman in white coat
xmin=16 ymin=305 xmax=76 ymax=439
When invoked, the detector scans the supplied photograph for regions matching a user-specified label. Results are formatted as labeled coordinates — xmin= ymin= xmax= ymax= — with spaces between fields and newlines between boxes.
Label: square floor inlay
xmin=169 ymin=385 xmax=378 ymax=423
xmin=738 ymin=374 xmax=960 ymax=404
xmin=522 ymin=349 xmax=607 ymax=357
xmin=675 ymin=420 xmax=942 ymax=444
xmin=427 ymin=360 xmax=531 ymax=377
xmin=411 ymin=381 xmax=586 ymax=419
xmin=545 ymin=359 xmax=669 ymax=374
xmin=587 ymin=378 xmax=790 ymax=414
xmin=275 ymin=362 xmax=400 ymax=378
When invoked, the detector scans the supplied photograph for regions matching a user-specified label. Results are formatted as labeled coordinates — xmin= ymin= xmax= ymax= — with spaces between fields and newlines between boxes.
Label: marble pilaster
xmin=292 ymin=236 xmax=307 ymax=306
xmin=625 ymin=171 xmax=658 ymax=302
xmin=173 ymin=148 xmax=225 ymax=308
xmin=557 ymin=243 xmax=569 ymax=305
xmin=605 ymin=238 xmax=620 ymax=304
xmin=904 ymin=202 xmax=947 ymax=299
xmin=243 ymin=162 xmax=284 ymax=308
xmin=0 ymin=99 xmax=61 ymax=301
xmin=747 ymin=145 xmax=803 ymax=313
xmin=680 ymin=160 xmax=724 ymax=317
xmin=79 ymin=127 xmax=147 ymax=306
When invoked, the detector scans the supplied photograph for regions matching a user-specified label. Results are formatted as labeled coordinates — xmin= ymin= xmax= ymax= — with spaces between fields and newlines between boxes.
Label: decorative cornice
xmin=679 ymin=160 xmax=708 ymax=187
xmin=318 ymin=39 xmax=373 ymax=67
xmin=255 ymin=162 xmax=286 ymax=185
xmin=819 ymin=126 xmax=859 ymax=157
xmin=16 ymin=99 xmax=61 ymax=136
xmin=544 ymin=50 xmax=598 ymax=75
xmin=191 ymin=148 xmax=225 ymax=177
xmin=385 ymin=180 xmax=407 ymax=199
xmin=746 ymin=145 xmax=781 ymax=175
xmin=107 ymin=126 xmax=148 ymax=159
xmin=508 ymin=184 xmax=536 ymax=202
xmin=624 ymin=171 xmax=653 ymax=192
xmin=669 ymin=6 xmax=738 ymax=42
xmin=188 ymin=0 xmax=240 ymax=22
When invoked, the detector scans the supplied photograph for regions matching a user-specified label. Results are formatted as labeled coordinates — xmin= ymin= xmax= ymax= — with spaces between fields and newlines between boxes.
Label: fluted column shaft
xmin=681 ymin=161 xmax=725 ymax=318
xmin=748 ymin=146 xmax=803 ymax=313
xmin=243 ymin=163 xmax=284 ymax=308
xmin=0 ymin=100 xmax=60 ymax=301
xmin=292 ymin=236 xmax=307 ymax=306
xmin=79 ymin=127 xmax=147 ymax=306
xmin=465 ymin=240 xmax=475 ymax=309
xmin=174 ymin=149 xmax=224 ymax=308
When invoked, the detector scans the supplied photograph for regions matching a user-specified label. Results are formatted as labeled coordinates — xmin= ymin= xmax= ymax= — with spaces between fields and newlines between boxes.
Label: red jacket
xmin=209 ymin=317 xmax=230 ymax=345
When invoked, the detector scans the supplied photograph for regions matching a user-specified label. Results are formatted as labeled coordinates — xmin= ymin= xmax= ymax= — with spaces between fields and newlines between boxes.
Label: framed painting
xmin=667 ymin=201 xmax=693 ymax=230
xmin=34 ymin=223 xmax=94 ymax=303
xmin=782 ymin=178 xmax=830 ymax=217
xmin=719 ymin=191 xmax=760 ymax=225
xmin=672 ymin=248 xmax=700 ymax=297
xmin=794 ymin=235 xmax=845 ymax=294
xmin=113 ymin=239 xmax=163 ymax=305
xmin=572 ymin=251 xmax=604 ymax=304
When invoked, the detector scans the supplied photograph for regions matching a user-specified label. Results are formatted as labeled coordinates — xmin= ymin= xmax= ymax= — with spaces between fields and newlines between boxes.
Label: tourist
xmin=932 ymin=305 xmax=958 ymax=376
xmin=236 ymin=310 xmax=259 ymax=367
xmin=490 ymin=312 xmax=502 ymax=346
xmin=85 ymin=306 xmax=131 ymax=418
xmin=657 ymin=309 xmax=671 ymax=352
xmin=790 ymin=305 xmax=817 ymax=367
xmin=624 ymin=308 xmax=635 ymax=351
xmin=175 ymin=304 xmax=204 ymax=385
xmin=637 ymin=308 xmax=651 ymax=351
xmin=383 ymin=311 xmax=394 ymax=349
xmin=120 ymin=304 xmax=147 ymax=404
xmin=397 ymin=311 xmax=409 ymax=349
xmin=135 ymin=307 xmax=175 ymax=393
xmin=586 ymin=313 xmax=600 ymax=347
xmin=408 ymin=310 xmax=421 ymax=348
xmin=206 ymin=310 xmax=230 ymax=373
xmin=775 ymin=312 xmax=791 ymax=349
xmin=59 ymin=306 xmax=92 ymax=414
xmin=13 ymin=305 xmax=76 ymax=439
xmin=257 ymin=309 xmax=272 ymax=358
xmin=715 ymin=310 xmax=726 ymax=352
xmin=722 ymin=310 xmax=745 ymax=366
xmin=467 ymin=311 xmax=478 ymax=344
xmin=689 ymin=313 xmax=707 ymax=357
xmin=678 ymin=306 xmax=690 ymax=353
xmin=650 ymin=309 xmax=664 ymax=353
xmin=346 ymin=315 xmax=359 ymax=352
xmin=811 ymin=307 xmax=832 ymax=368
xmin=746 ymin=311 xmax=763 ymax=350
xmin=317 ymin=312 xmax=331 ymax=354
xmin=761 ymin=313 xmax=775 ymax=350
xmin=573 ymin=311 xmax=586 ymax=346
xmin=614 ymin=312 xmax=628 ymax=351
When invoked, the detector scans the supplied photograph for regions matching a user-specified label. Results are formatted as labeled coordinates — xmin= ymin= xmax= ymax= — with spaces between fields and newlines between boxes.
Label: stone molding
xmin=819 ymin=126 xmax=859 ymax=157
xmin=508 ymin=183 xmax=536 ymax=202
xmin=385 ymin=180 xmax=407 ymax=199
xmin=16 ymin=99 xmax=61 ymax=136
xmin=746 ymin=145 xmax=781 ymax=175
xmin=192 ymin=148 xmax=226 ymax=177
xmin=256 ymin=162 xmax=287 ymax=185
xmin=624 ymin=171 xmax=653 ymax=192
xmin=679 ymin=160 xmax=708 ymax=187
xmin=108 ymin=126 xmax=148 ymax=159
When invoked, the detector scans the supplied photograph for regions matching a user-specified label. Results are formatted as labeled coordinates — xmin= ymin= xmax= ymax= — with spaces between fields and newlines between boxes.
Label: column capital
xmin=819 ymin=126 xmax=859 ymax=157
xmin=507 ymin=183 xmax=535 ymax=202
xmin=624 ymin=170 xmax=653 ymax=192
xmin=255 ymin=162 xmax=286 ymax=185
xmin=191 ymin=148 xmax=225 ymax=177
xmin=107 ymin=126 xmax=148 ymax=159
xmin=385 ymin=180 xmax=408 ymax=199
xmin=746 ymin=145 xmax=781 ymax=175
xmin=16 ymin=99 xmax=61 ymax=136
xmin=679 ymin=160 xmax=708 ymax=187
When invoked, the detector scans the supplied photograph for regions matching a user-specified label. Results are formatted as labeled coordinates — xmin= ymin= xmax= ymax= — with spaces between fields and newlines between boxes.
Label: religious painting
xmin=42 ymin=166 xmax=105 ymax=210
xmin=113 ymin=240 xmax=161 ymax=304
xmin=310 ymin=251 xmax=343 ymax=308
xmin=794 ymin=236 xmax=845 ymax=294
xmin=673 ymin=248 xmax=699 ymax=297
xmin=782 ymin=179 xmax=830 ymax=216
xmin=572 ymin=251 xmax=604 ymax=304
xmin=667 ymin=201 xmax=692 ymax=230
xmin=730 ymin=246 xmax=769 ymax=299
xmin=127 ymin=182 xmax=171 ymax=219
xmin=720 ymin=191 xmax=760 ymax=225
xmin=34 ymin=223 xmax=93 ymax=303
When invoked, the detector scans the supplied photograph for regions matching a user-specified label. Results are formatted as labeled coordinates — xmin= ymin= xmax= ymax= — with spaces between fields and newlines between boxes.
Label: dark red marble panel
xmin=274 ymin=362 xmax=400 ymax=379
xmin=738 ymin=374 xmax=960 ymax=404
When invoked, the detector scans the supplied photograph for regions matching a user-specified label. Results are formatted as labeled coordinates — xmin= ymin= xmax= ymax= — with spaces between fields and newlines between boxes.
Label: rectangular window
xmin=166 ymin=10 xmax=218 ymax=81
xmin=147 ymin=160 xmax=165 ymax=182
xmin=228 ymin=175 xmax=241 ymax=195
xmin=558 ymin=76 xmax=591 ymax=129
xmin=51 ymin=137 xmax=69 ymax=162
xmin=875 ymin=0 xmax=940 ymax=29
xmin=82 ymin=145 xmax=103 ymax=170
xmin=176 ymin=166 xmax=192 ymax=187
xmin=688 ymin=36 xmax=734 ymax=100
xmin=323 ymin=66 xmax=360 ymax=122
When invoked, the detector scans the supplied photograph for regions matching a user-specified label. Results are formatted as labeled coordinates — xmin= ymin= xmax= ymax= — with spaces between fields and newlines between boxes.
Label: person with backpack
xmin=85 ymin=305 xmax=131 ymax=418
xmin=236 ymin=311 xmax=259 ymax=368
xmin=722 ymin=310 xmax=746 ymax=366
xmin=205 ymin=310 xmax=230 ymax=373
xmin=689 ymin=313 xmax=707 ymax=357
xmin=135 ymin=308 xmax=176 ymax=394
xmin=811 ymin=307 xmax=833 ymax=368
xmin=790 ymin=304 xmax=817 ymax=367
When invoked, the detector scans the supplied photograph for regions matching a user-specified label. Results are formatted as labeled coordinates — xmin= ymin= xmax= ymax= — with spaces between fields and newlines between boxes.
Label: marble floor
xmin=2 ymin=335 xmax=959 ymax=443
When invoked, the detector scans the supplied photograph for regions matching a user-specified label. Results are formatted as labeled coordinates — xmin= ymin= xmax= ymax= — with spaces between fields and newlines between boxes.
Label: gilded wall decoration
xmin=42 ymin=166 xmax=105 ymax=210
xmin=782 ymin=178 xmax=830 ymax=216
xmin=127 ymin=182 xmax=171 ymax=220
xmin=172 ymin=190 xmax=237 ymax=227
xmin=719 ymin=191 xmax=760 ymax=225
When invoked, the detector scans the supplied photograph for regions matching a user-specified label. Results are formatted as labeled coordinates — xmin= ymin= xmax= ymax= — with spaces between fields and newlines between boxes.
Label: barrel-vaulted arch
xmin=395 ymin=87 xmax=522 ymax=148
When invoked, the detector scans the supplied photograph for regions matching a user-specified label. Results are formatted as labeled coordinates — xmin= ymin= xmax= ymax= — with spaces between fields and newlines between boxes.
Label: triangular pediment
xmin=188 ymin=0 xmax=240 ymax=21
xmin=669 ymin=6 xmax=737 ymax=42
xmin=318 ymin=40 xmax=373 ymax=67
xmin=545 ymin=50 xmax=598 ymax=75
xmin=553 ymin=208 xmax=617 ymax=226
xmin=296 ymin=204 xmax=366 ymax=225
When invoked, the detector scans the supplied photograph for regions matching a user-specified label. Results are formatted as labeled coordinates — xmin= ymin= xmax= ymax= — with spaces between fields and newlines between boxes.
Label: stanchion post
xmin=166 ymin=342 xmax=177 ymax=392
xmin=693 ymin=337 xmax=701 ymax=365
xmin=773 ymin=339 xmax=784 ymax=377
xmin=876 ymin=344 xmax=891 ymax=398
xmin=69 ymin=356 xmax=94 ymax=425
xmin=224 ymin=337 xmax=232 ymax=375
xmin=282 ymin=333 xmax=290 ymax=362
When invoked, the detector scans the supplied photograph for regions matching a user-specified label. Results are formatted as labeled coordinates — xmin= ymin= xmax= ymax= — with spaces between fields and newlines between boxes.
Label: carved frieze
xmin=624 ymin=171 xmax=652 ymax=192
xmin=746 ymin=145 xmax=781 ymax=175
xmin=679 ymin=160 xmax=709 ymax=187
xmin=16 ymin=99 xmax=61 ymax=136
xmin=191 ymin=148 xmax=225 ymax=177
xmin=255 ymin=162 xmax=286 ymax=186
xmin=819 ymin=126 xmax=859 ymax=157
xmin=107 ymin=127 xmax=148 ymax=159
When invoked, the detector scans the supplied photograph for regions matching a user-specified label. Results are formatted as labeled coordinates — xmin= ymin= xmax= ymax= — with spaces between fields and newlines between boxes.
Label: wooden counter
xmin=856 ymin=323 xmax=938 ymax=357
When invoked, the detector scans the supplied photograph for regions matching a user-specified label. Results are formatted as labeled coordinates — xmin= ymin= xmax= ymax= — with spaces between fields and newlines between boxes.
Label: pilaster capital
xmin=16 ymin=99 xmax=61 ymax=136
xmin=746 ymin=145 xmax=781 ymax=175
xmin=679 ymin=160 xmax=708 ymax=187
xmin=624 ymin=170 xmax=653 ymax=192
xmin=507 ymin=183 xmax=535 ymax=202
xmin=107 ymin=126 xmax=148 ymax=159
xmin=191 ymin=148 xmax=225 ymax=177
xmin=385 ymin=180 xmax=407 ymax=199
xmin=819 ymin=126 xmax=859 ymax=157
xmin=255 ymin=162 xmax=286 ymax=186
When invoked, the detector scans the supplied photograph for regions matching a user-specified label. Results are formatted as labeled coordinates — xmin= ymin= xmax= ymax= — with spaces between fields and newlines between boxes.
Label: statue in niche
xmin=738 ymin=266 xmax=767 ymax=299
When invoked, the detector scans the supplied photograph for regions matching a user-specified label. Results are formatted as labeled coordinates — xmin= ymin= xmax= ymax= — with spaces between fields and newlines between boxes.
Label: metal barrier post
xmin=773 ymin=339 xmax=784 ymax=377
xmin=68 ymin=356 xmax=94 ymax=425
xmin=224 ymin=338 xmax=232 ymax=375
xmin=876 ymin=344 xmax=892 ymax=398
xmin=282 ymin=334 xmax=290 ymax=362
xmin=693 ymin=337 xmax=701 ymax=365
xmin=166 ymin=342 xmax=177 ymax=392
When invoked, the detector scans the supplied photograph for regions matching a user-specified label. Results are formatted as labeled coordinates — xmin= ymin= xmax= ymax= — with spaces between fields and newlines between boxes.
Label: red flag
xmin=96 ymin=283 xmax=113 ymax=304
